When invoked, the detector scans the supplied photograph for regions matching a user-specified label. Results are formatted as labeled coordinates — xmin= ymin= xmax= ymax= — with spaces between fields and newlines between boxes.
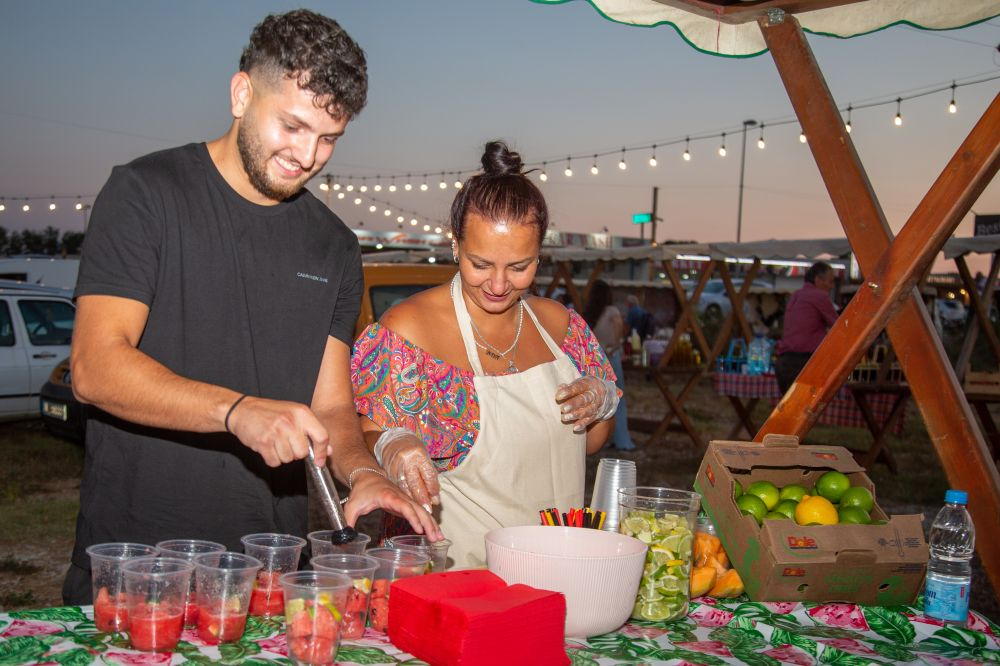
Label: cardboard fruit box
xmin=693 ymin=434 xmax=928 ymax=605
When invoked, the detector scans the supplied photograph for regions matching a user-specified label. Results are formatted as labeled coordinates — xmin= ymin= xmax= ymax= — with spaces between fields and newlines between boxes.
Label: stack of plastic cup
xmin=280 ymin=570 xmax=353 ymax=666
xmin=241 ymin=533 xmax=306 ymax=618
xmin=155 ymin=539 xmax=226 ymax=628
xmin=86 ymin=542 xmax=158 ymax=632
xmin=617 ymin=486 xmax=701 ymax=623
xmin=386 ymin=535 xmax=452 ymax=572
xmin=589 ymin=458 xmax=637 ymax=533
xmin=310 ymin=553 xmax=379 ymax=640
xmin=364 ymin=547 xmax=430 ymax=634
xmin=192 ymin=552 xmax=262 ymax=645
xmin=122 ymin=556 xmax=194 ymax=652
xmin=308 ymin=530 xmax=371 ymax=557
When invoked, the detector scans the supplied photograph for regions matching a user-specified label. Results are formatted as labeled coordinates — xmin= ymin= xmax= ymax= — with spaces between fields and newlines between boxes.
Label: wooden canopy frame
xmin=710 ymin=5 xmax=1000 ymax=592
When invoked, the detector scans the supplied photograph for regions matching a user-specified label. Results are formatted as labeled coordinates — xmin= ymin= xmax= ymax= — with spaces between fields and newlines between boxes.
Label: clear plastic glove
xmin=555 ymin=375 xmax=619 ymax=433
xmin=375 ymin=429 xmax=441 ymax=512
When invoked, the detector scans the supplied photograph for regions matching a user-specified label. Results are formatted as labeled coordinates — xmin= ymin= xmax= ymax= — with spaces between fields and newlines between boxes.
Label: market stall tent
xmin=538 ymin=0 xmax=1000 ymax=593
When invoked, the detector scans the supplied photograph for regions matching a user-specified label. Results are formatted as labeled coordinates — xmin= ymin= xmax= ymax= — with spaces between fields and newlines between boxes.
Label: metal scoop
xmin=306 ymin=442 xmax=358 ymax=545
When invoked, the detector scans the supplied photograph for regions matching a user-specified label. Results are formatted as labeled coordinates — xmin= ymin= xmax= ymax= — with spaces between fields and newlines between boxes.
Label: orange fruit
xmin=736 ymin=494 xmax=768 ymax=526
xmin=794 ymin=495 xmax=839 ymax=526
xmin=745 ymin=481 xmax=780 ymax=510
xmin=815 ymin=471 xmax=851 ymax=504
xmin=839 ymin=487 xmax=875 ymax=513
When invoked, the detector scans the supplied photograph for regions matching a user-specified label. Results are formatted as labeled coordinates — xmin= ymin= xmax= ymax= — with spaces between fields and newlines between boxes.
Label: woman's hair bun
xmin=481 ymin=140 xmax=523 ymax=177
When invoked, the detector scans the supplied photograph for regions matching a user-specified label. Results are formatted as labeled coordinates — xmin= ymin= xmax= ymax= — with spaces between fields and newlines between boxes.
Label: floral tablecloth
xmin=3 ymin=597 xmax=999 ymax=665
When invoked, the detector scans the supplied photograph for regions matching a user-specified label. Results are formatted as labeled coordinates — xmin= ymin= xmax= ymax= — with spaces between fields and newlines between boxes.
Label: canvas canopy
xmin=533 ymin=0 xmax=1000 ymax=57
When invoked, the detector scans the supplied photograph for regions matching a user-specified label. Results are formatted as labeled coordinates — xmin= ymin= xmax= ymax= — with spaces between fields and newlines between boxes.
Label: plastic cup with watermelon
xmin=122 ymin=556 xmax=193 ymax=652
xmin=280 ymin=570 xmax=353 ymax=665
xmin=310 ymin=554 xmax=379 ymax=640
xmin=365 ymin=547 xmax=430 ymax=633
xmin=241 ymin=533 xmax=307 ymax=618
xmin=618 ymin=487 xmax=701 ymax=623
xmin=192 ymin=551 xmax=262 ymax=645
xmin=86 ymin=542 xmax=158 ymax=632
xmin=386 ymin=535 xmax=452 ymax=572
xmin=154 ymin=539 xmax=226 ymax=628
xmin=308 ymin=530 xmax=371 ymax=558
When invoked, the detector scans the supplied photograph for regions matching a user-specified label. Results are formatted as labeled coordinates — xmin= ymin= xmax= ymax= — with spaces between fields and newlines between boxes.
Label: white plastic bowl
xmin=485 ymin=526 xmax=646 ymax=637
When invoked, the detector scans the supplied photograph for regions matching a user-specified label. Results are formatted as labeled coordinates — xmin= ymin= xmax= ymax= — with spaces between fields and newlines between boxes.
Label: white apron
xmin=438 ymin=276 xmax=586 ymax=568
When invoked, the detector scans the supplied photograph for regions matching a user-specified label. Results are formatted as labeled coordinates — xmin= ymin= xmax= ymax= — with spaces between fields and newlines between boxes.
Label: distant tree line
xmin=0 ymin=226 xmax=85 ymax=256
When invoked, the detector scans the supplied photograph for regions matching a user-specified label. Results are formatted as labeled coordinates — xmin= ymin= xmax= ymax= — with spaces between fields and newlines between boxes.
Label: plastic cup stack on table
xmin=155 ymin=539 xmax=226 ymax=628
xmin=365 ymin=547 xmax=431 ymax=634
xmin=122 ymin=556 xmax=194 ymax=653
xmin=192 ymin=551 xmax=262 ymax=645
xmin=280 ymin=570 xmax=353 ymax=666
xmin=617 ymin=486 xmax=701 ymax=623
xmin=308 ymin=530 xmax=371 ymax=557
xmin=86 ymin=542 xmax=159 ymax=632
xmin=386 ymin=535 xmax=453 ymax=572
xmin=241 ymin=533 xmax=307 ymax=618
xmin=310 ymin=553 xmax=380 ymax=639
xmin=589 ymin=458 xmax=637 ymax=533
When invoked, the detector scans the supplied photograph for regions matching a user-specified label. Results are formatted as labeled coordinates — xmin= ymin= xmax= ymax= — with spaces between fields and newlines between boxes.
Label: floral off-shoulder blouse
xmin=350 ymin=308 xmax=617 ymax=472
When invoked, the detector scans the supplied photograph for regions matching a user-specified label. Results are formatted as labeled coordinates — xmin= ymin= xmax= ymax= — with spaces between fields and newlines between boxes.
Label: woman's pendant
xmin=507 ymin=359 xmax=518 ymax=373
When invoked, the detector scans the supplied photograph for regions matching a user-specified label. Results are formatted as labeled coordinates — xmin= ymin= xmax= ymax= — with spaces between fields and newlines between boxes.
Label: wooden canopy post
xmin=755 ymin=11 xmax=1000 ymax=589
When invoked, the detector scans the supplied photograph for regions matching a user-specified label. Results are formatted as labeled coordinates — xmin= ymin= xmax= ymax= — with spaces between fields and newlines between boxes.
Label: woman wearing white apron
xmin=351 ymin=141 xmax=621 ymax=568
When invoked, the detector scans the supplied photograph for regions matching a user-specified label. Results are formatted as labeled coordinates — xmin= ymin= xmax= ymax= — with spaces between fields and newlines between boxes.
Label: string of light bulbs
xmin=335 ymin=190 xmax=451 ymax=236
xmin=2 ymin=72 xmax=996 ymax=216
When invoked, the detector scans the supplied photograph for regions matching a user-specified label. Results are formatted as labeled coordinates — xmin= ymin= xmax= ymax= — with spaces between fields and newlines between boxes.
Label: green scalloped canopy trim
xmin=529 ymin=0 xmax=1000 ymax=59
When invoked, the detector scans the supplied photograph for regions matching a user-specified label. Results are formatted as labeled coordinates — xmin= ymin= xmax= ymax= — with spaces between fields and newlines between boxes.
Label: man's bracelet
xmin=347 ymin=466 xmax=388 ymax=490
xmin=224 ymin=394 xmax=249 ymax=434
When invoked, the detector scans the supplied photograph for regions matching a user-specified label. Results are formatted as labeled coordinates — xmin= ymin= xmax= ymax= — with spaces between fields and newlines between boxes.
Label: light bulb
xmin=368 ymin=205 xmax=377 ymax=212
xmin=410 ymin=219 xmax=418 ymax=226
xmin=420 ymin=183 xmax=428 ymax=191
xmin=346 ymin=184 xmax=354 ymax=192
xmin=22 ymin=204 xmax=30 ymax=212
xmin=757 ymin=137 xmax=765 ymax=149
xmin=405 ymin=182 xmax=412 ymax=191
xmin=454 ymin=179 xmax=462 ymax=189
xmin=423 ymin=224 xmax=431 ymax=231
xmin=49 ymin=202 xmax=57 ymax=211
xmin=354 ymin=197 xmax=362 ymax=205
xmin=388 ymin=183 xmax=397 ymax=192
xmin=894 ymin=98 xmax=903 ymax=126
xmin=649 ymin=155 xmax=657 ymax=167
xmin=428 ymin=257 xmax=437 ymax=264
xmin=397 ymin=215 xmax=404 ymax=223
xmin=590 ymin=164 xmax=599 ymax=175
xmin=949 ymin=100 xmax=957 ymax=114
xmin=845 ymin=121 xmax=852 ymax=133
xmin=333 ymin=183 xmax=341 ymax=191
xmin=564 ymin=166 xmax=573 ymax=177
xmin=373 ymin=184 xmax=382 ymax=192
xmin=375 ymin=243 xmax=383 ymax=250
xmin=75 ymin=202 xmax=83 ymax=210
xmin=434 ymin=227 xmax=442 ymax=234
xmin=0 ymin=203 xmax=6 ymax=212
xmin=319 ymin=182 xmax=329 ymax=191
xmin=799 ymin=133 xmax=807 ymax=143
xmin=384 ymin=209 xmax=392 ymax=216
xmin=359 ymin=185 xmax=368 ymax=193
xmin=337 ymin=192 xmax=345 ymax=199
xmin=718 ymin=132 xmax=726 ymax=157
xmin=618 ymin=148 xmax=627 ymax=170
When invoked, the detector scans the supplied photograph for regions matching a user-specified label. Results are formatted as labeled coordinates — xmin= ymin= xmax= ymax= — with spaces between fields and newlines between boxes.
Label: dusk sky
xmin=1 ymin=1 xmax=998 ymax=267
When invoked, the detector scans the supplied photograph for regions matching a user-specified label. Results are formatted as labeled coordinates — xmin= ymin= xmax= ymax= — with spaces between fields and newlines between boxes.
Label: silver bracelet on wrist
xmin=347 ymin=466 xmax=388 ymax=490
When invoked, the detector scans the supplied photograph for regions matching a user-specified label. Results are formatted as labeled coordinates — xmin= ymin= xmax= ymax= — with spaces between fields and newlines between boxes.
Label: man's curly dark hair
xmin=240 ymin=9 xmax=367 ymax=121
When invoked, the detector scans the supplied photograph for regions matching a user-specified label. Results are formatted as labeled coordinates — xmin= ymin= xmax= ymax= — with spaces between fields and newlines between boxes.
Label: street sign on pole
xmin=632 ymin=212 xmax=652 ymax=224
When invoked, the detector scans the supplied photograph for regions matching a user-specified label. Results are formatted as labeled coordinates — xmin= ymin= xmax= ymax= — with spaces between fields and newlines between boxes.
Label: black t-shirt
xmin=71 ymin=143 xmax=362 ymax=566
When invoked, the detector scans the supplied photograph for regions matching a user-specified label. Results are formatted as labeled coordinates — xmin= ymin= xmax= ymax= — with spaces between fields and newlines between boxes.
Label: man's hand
xmin=344 ymin=471 xmax=444 ymax=541
xmin=227 ymin=396 xmax=332 ymax=468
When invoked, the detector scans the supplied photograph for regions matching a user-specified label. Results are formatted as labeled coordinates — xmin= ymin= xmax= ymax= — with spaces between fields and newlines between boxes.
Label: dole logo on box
xmin=787 ymin=535 xmax=818 ymax=550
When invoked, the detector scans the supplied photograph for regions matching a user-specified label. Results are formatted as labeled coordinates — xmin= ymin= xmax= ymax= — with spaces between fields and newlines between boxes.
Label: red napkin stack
xmin=388 ymin=570 xmax=568 ymax=666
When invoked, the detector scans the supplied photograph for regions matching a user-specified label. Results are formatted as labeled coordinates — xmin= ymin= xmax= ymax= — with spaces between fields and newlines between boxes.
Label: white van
xmin=0 ymin=286 xmax=76 ymax=421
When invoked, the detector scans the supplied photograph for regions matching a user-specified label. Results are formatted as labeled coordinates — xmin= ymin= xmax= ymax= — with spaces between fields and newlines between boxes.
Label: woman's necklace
xmin=468 ymin=300 xmax=524 ymax=373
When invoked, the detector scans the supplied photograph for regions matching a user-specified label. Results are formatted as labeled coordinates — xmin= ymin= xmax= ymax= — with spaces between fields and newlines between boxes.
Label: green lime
xmin=765 ymin=511 xmax=789 ymax=520
xmin=838 ymin=506 xmax=871 ymax=525
xmin=839 ymin=486 xmax=875 ymax=513
xmin=779 ymin=484 xmax=808 ymax=503
xmin=815 ymin=471 xmax=851 ymax=503
xmin=774 ymin=500 xmax=798 ymax=520
xmin=733 ymin=480 xmax=744 ymax=500
xmin=746 ymin=480 xmax=781 ymax=510
xmin=736 ymin=494 xmax=768 ymax=526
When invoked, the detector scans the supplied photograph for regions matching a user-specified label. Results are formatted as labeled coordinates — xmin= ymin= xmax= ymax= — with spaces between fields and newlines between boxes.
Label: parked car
xmin=935 ymin=298 xmax=967 ymax=329
xmin=688 ymin=278 xmax=774 ymax=318
xmin=39 ymin=262 xmax=458 ymax=443
xmin=0 ymin=285 xmax=76 ymax=423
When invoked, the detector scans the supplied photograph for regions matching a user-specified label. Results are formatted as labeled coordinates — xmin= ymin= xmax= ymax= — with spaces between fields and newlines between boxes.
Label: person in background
xmin=584 ymin=281 xmax=637 ymax=451
xmin=63 ymin=9 xmax=439 ymax=605
xmin=351 ymin=141 xmax=618 ymax=568
xmin=774 ymin=261 xmax=839 ymax=395
xmin=625 ymin=294 xmax=652 ymax=341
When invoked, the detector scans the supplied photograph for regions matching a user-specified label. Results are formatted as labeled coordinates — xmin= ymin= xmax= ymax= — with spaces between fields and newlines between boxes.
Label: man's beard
xmin=236 ymin=117 xmax=306 ymax=202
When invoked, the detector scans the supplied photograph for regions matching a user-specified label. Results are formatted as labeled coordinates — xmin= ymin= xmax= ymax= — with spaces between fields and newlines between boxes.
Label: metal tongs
xmin=306 ymin=441 xmax=358 ymax=545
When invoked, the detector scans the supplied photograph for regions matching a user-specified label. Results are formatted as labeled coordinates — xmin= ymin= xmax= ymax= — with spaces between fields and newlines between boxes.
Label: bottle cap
xmin=945 ymin=489 xmax=968 ymax=505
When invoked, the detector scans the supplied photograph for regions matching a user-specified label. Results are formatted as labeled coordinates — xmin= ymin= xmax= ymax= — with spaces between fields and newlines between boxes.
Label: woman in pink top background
xmin=774 ymin=261 xmax=839 ymax=394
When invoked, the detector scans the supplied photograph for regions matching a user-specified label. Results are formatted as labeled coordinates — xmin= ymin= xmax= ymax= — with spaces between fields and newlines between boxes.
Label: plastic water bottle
xmin=748 ymin=334 xmax=768 ymax=375
xmin=924 ymin=489 xmax=975 ymax=625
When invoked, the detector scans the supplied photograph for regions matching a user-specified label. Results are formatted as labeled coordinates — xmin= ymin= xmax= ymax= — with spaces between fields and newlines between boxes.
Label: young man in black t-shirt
xmin=63 ymin=9 xmax=441 ymax=604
